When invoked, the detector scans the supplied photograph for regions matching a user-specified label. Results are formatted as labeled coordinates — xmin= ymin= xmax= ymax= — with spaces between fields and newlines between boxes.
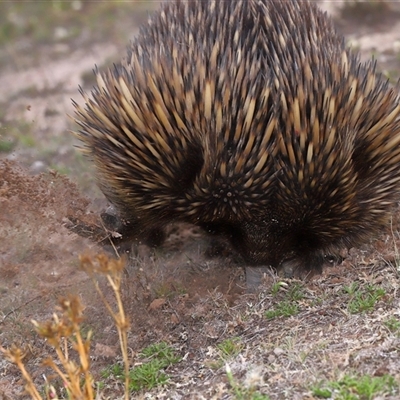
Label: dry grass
xmin=1 ymin=249 xmax=400 ymax=399
xmin=1 ymin=254 xmax=130 ymax=400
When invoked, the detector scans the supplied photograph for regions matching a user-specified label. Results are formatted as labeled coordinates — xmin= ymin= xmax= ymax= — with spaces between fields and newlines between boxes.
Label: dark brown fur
xmin=73 ymin=0 xmax=400 ymax=275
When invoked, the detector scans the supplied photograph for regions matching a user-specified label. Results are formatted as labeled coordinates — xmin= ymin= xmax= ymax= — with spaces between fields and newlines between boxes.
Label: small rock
xmin=30 ymin=161 xmax=47 ymax=174
xmin=94 ymin=343 xmax=117 ymax=359
xmin=273 ymin=347 xmax=285 ymax=356
xmin=148 ymin=297 xmax=166 ymax=310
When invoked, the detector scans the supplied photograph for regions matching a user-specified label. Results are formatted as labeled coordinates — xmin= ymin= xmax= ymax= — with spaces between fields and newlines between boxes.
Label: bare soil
xmin=1 ymin=1 xmax=400 ymax=399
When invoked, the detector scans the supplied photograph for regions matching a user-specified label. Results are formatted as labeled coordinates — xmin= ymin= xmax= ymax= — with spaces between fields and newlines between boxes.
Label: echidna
xmin=73 ymin=0 xmax=400 ymax=284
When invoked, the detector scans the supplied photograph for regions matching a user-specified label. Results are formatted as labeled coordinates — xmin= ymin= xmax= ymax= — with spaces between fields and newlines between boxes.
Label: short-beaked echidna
xmin=73 ymin=0 xmax=400 ymax=282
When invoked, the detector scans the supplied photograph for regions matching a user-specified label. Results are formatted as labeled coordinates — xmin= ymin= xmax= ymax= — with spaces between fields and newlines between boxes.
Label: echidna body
xmin=74 ymin=0 xmax=400 ymax=277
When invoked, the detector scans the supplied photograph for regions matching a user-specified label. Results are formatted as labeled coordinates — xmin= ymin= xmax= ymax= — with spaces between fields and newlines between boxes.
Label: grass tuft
xmin=312 ymin=374 xmax=397 ymax=400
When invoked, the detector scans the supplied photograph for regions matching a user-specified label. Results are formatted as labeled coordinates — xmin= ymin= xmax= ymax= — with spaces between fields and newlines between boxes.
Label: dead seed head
xmin=79 ymin=253 xmax=125 ymax=277
xmin=0 ymin=343 xmax=28 ymax=364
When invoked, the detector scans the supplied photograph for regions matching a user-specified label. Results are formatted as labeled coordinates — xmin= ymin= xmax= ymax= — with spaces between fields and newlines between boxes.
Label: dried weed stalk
xmin=0 ymin=253 xmax=130 ymax=400
xmin=80 ymin=253 xmax=130 ymax=399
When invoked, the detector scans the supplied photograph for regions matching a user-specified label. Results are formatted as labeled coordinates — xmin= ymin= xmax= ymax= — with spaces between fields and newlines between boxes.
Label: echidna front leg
xmin=279 ymin=252 xmax=343 ymax=279
xmin=101 ymin=205 xmax=166 ymax=248
xmin=245 ymin=252 xmax=344 ymax=289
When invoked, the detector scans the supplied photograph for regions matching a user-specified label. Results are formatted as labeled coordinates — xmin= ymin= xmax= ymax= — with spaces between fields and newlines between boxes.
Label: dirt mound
xmin=0 ymin=161 xmax=245 ymax=398
xmin=0 ymin=160 xmax=95 ymax=325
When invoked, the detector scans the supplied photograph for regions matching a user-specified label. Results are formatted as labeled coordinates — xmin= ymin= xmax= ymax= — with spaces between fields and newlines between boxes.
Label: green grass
xmin=217 ymin=338 xmax=243 ymax=360
xmin=140 ymin=342 xmax=180 ymax=363
xmin=384 ymin=317 xmax=400 ymax=335
xmin=101 ymin=341 xmax=181 ymax=393
xmin=101 ymin=362 xmax=124 ymax=380
xmin=312 ymin=374 xmax=398 ymax=400
xmin=343 ymin=283 xmax=386 ymax=314
xmin=265 ymin=301 xmax=299 ymax=319
xmin=286 ymin=283 xmax=305 ymax=301
xmin=265 ymin=282 xmax=305 ymax=319
xmin=153 ymin=281 xmax=187 ymax=299
xmin=0 ymin=120 xmax=35 ymax=153
xmin=270 ymin=281 xmax=286 ymax=296
xmin=129 ymin=342 xmax=181 ymax=392
xmin=129 ymin=360 xmax=170 ymax=391
xmin=0 ymin=138 xmax=15 ymax=152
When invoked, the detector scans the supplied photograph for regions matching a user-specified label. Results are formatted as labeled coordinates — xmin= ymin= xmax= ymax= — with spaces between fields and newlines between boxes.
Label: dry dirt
xmin=1 ymin=1 xmax=400 ymax=399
